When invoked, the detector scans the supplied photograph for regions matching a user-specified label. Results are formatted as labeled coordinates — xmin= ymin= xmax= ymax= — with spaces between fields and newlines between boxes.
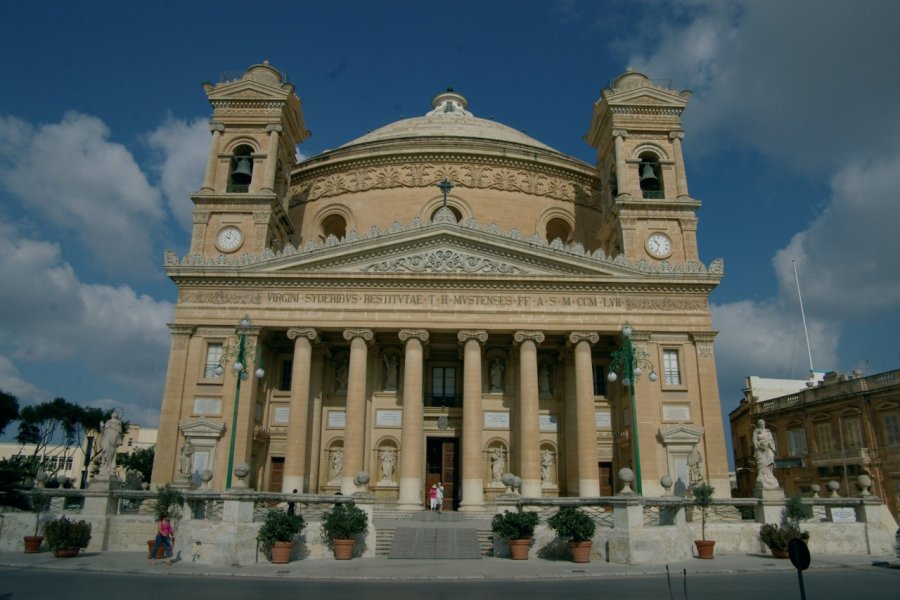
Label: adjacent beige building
xmin=151 ymin=62 xmax=728 ymax=509
xmin=731 ymin=370 xmax=900 ymax=521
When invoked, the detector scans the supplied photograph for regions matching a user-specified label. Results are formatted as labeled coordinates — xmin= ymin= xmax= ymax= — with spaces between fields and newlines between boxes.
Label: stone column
xmin=669 ymin=131 xmax=689 ymax=198
xmin=262 ymin=124 xmax=282 ymax=192
xmin=282 ymin=328 xmax=317 ymax=493
xmin=231 ymin=327 xmax=262 ymax=487
xmin=307 ymin=344 xmax=327 ymax=493
xmin=342 ymin=328 xmax=373 ymax=494
xmin=397 ymin=329 xmax=429 ymax=509
xmin=458 ymin=330 xmax=488 ymax=511
xmin=612 ymin=129 xmax=628 ymax=196
xmin=570 ymin=331 xmax=600 ymax=497
xmin=151 ymin=324 xmax=195 ymax=485
xmin=514 ymin=330 xmax=544 ymax=497
xmin=201 ymin=123 xmax=224 ymax=192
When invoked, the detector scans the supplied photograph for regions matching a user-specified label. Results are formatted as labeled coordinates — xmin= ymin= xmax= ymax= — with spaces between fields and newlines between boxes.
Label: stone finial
xmin=232 ymin=463 xmax=251 ymax=489
xmin=618 ymin=468 xmax=636 ymax=495
xmin=200 ymin=469 xmax=214 ymax=490
xmin=810 ymin=483 xmax=820 ymax=498
xmin=660 ymin=475 xmax=674 ymax=496
xmin=856 ymin=474 xmax=872 ymax=496
xmin=827 ymin=480 xmax=841 ymax=497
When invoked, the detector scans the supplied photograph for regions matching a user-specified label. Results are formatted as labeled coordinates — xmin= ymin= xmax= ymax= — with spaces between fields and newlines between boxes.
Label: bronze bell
xmin=640 ymin=163 xmax=657 ymax=182
xmin=231 ymin=157 xmax=253 ymax=183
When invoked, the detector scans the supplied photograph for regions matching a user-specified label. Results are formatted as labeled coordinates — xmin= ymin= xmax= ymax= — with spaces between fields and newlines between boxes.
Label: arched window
xmin=228 ymin=145 xmax=254 ymax=193
xmin=638 ymin=152 xmax=663 ymax=199
xmin=545 ymin=218 xmax=572 ymax=245
xmin=430 ymin=205 xmax=462 ymax=222
xmin=321 ymin=214 xmax=347 ymax=241
xmin=608 ymin=166 xmax=618 ymax=198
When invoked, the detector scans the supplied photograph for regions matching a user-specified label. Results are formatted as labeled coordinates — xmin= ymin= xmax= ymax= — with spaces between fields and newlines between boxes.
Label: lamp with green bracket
xmin=607 ymin=324 xmax=657 ymax=495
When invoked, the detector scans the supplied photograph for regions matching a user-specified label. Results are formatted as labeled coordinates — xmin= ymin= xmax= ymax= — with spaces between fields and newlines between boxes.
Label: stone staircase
xmin=374 ymin=508 xmax=495 ymax=558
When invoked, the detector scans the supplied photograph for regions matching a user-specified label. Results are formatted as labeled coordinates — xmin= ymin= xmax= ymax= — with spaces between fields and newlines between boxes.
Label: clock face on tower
xmin=216 ymin=226 xmax=244 ymax=253
xmin=646 ymin=233 xmax=672 ymax=258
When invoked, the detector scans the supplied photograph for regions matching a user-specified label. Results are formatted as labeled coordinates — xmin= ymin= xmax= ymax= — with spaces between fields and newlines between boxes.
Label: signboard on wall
xmin=327 ymin=410 xmax=346 ymax=429
xmin=484 ymin=412 xmax=510 ymax=429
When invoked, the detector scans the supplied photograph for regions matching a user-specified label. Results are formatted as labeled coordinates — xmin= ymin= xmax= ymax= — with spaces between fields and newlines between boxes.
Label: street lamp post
xmin=607 ymin=324 xmax=657 ymax=495
xmin=214 ymin=315 xmax=264 ymax=489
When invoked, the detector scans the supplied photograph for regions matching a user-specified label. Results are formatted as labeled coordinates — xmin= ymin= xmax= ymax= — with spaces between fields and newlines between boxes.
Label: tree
xmin=0 ymin=389 xmax=19 ymax=436
xmin=119 ymin=446 xmax=155 ymax=483
xmin=15 ymin=398 xmax=124 ymax=477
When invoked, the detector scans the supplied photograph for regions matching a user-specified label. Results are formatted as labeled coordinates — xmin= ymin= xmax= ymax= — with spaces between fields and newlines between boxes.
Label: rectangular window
xmin=787 ymin=428 xmax=808 ymax=456
xmin=592 ymin=364 xmax=606 ymax=396
xmin=883 ymin=412 xmax=900 ymax=446
xmin=279 ymin=359 xmax=293 ymax=391
xmin=204 ymin=343 xmax=223 ymax=379
xmin=432 ymin=367 xmax=456 ymax=399
xmin=663 ymin=349 xmax=681 ymax=385
xmin=816 ymin=422 xmax=834 ymax=452
xmin=842 ymin=418 xmax=863 ymax=449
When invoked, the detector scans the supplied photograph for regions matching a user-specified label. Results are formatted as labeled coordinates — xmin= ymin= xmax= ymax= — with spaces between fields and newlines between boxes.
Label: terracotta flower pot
xmin=23 ymin=535 xmax=43 ymax=553
xmin=694 ymin=539 xmax=715 ymax=559
xmin=53 ymin=547 xmax=79 ymax=558
xmin=270 ymin=541 xmax=293 ymax=564
xmin=770 ymin=548 xmax=789 ymax=559
xmin=147 ymin=540 xmax=167 ymax=559
xmin=509 ymin=538 xmax=531 ymax=560
xmin=569 ymin=540 xmax=592 ymax=563
xmin=332 ymin=538 xmax=355 ymax=560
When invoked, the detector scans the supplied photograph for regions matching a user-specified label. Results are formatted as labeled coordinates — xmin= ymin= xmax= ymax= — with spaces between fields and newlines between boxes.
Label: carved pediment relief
xmin=658 ymin=424 xmax=704 ymax=446
xmin=179 ymin=418 xmax=226 ymax=440
xmin=607 ymin=86 xmax=688 ymax=109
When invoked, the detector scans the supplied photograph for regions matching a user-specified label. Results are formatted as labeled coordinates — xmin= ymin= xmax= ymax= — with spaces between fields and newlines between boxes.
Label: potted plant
xmin=783 ymin=495 xmax=812 ymax=543
xmin=23 ymin=493 xmax=49 ymax=553
xmin=321 ymin=501 xmax=368 ymax=560
xmin=148 ymin=485 xmax=184 ymax=559
xmin=257 ymin=509 xmax=305 ymax=564
xmin=548 ymin=506 xmax=596 ymax=563
xmin=44 ymin=516 xmax=91 ymax=557
xmin=691 ymin=483 xmax=715 ymax=559
xmin=760 ymin=522 xmax=804 ymax=558
xmin=491 ymin=510 xmax=540 ymax=560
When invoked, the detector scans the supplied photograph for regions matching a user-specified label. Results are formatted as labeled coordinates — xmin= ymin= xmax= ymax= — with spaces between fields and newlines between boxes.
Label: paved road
xmin=2 ymin=565 xmax=898 ymax=600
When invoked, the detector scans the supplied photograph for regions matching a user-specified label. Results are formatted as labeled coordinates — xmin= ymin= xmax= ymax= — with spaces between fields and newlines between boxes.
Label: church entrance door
xmin=426 ymin=437 xmax=458 ymax=511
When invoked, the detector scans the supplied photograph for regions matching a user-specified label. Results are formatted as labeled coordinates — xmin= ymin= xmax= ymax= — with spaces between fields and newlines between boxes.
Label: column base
xmin=281 ymin=475 xmax=305 ymax=494
xmin=577 ymin=479 xmax=600 ymax=497
xmin=520 ymin=479 xmax=542 ymax=498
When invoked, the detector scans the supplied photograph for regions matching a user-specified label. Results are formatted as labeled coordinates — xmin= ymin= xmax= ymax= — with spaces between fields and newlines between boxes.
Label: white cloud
xmin=146 ymin=117 xmax=210 ymax=232
xmin=0 ymin=356 xmax=51 ymax=407
xmin=0 ymin=221 xmax=173 ymax=421
xmin=711 ymin=299 xmax=838 ymax=399
xmin=0 ymin=113 xmax=165 ymax=276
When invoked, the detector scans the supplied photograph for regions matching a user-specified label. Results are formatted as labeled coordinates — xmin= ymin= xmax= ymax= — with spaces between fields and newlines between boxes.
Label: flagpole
xmin=792 ymin=260 xmax=815 ymax=377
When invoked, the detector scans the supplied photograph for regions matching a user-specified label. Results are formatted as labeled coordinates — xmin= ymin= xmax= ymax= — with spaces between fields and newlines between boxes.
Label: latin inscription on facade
xmin=272 ymin=406 xmax=290 ymax=424
xmin=375 ymin=409 xmax=403 ymax=427
xmin=265 ymin=291 xmax=624 ymax=310
xmin=662 ymin=404 xmax=691 ymax=422
xmin=595 ymin=410 xmax=611 ymax=429
xmin=484 ymin=412 xmax=510 ymax=429
xmin=539 ymin=414 xmax=559 ymax=432
xmin=327 ymin=410 xmax=346 ymax=429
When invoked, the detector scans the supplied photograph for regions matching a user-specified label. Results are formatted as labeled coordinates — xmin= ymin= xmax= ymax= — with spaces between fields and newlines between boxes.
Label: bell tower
xmin=189 ymin=61 xmax=309 ymax=257
xmin=585 ymin=70 xmax=699 ymax=263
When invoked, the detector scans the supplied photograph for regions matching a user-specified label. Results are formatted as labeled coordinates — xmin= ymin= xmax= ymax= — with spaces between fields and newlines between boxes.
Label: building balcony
xmin=809 ymin=447 xmax=872 ymax=467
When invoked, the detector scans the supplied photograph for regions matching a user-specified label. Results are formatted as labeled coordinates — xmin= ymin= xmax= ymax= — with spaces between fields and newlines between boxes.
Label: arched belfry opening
xmin=229 ymin=145 xmax=254 ymax=193
xmin=638 ymin=152 xmax=663 ymax=199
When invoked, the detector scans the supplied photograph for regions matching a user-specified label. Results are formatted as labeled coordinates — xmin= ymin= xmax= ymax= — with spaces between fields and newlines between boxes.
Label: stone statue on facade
xmin=490 ymin=447 xmax=505 ymax=484
xmin=383 ymin=354 xmax=399 ymax=391
xmin=753 ymin=419 xmax=779 ymax=490
xmin=538 ymin=363 xmax=551 ymax=395
xmin=540 ymin=449 xmax=554 ymax=485
xmin=179 ymin=440 xmax=194 ymax=478
xmin=688 ymin=445 xmax=704 ymax=484
xmin=489 ymin=359 xmax=504 ymax=393
xmin=330 ymin=448 xmax=343 ymax=482
xmin=380 ymin=448 xmax=396 ymax=483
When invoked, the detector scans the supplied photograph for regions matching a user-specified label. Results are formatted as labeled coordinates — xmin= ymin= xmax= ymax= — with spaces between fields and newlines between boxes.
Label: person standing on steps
xmin=428 ymin=483 xmax=438 ymax=511
xmin=436 ymin=482 xmax=445 ymax=512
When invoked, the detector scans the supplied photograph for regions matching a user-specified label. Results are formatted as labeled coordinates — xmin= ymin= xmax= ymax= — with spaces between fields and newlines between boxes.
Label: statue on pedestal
xmin=754 ymin=419 xmax=780 ymax=490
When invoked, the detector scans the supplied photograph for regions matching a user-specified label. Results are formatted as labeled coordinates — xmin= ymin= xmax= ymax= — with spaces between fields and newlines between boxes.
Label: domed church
xmin=153 ymin=62 xmax=728 ymax=509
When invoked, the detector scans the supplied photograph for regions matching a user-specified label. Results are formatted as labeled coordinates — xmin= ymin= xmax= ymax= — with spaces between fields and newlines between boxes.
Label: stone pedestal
xmin=754 ymin=485 xmax=785 ymax=523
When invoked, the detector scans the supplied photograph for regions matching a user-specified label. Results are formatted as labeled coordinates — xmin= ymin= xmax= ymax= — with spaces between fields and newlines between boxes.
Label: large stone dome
xmin=340 ymin=89 xmax=556 ymax=154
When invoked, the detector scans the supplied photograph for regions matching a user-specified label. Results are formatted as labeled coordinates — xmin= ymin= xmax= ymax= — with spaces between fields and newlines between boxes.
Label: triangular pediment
xmin=207 ymin=79 xmax=291 ymax=103
xmin=606 ymin=86 xmax=689 ymax=109
xmin=252 ymin=225 xmax=642 ymax=277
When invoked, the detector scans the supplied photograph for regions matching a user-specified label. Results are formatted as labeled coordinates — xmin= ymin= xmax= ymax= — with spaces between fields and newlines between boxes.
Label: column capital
xmin=612 ymin=128 xmax=628 ymax=138
xmin=513 ymin=330 xmax=544 ymax=345
xmin=669 ymin=130 xmax=685 ymax=140
xmin=209 ymin=122 xmax=225 ymax=134
xmin=568 ymin=331 xmax=599 ymax=346
xmin=287 ymin=327 xmax=318 ymax=342
xmin=399 ymin=329 xmax=429 ymax=344
xmin=167 ymin=323 xmax=197 ymax=337
xmin=457 ymin=330 xmax=488 ymax=344
xmin=343 ymin=328 xmax=374 ymax=343
xmin=266 ymin=123 xmax=283 ymax=133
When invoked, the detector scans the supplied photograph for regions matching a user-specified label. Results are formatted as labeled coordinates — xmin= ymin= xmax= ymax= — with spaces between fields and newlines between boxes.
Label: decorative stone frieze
xmin=364 ymin=250 xmax=527 ymax=274
xmin=178 ymin=290 xmax=262 ymax=305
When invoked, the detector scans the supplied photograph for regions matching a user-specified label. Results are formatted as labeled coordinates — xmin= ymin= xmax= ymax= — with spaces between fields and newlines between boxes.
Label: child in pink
xmin=149 ymin=513 xmax=175 ymax=564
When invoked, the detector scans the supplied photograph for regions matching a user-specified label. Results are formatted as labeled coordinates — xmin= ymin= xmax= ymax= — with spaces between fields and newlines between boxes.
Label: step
xmin=388 ymin=526 xmax=481 ymax=559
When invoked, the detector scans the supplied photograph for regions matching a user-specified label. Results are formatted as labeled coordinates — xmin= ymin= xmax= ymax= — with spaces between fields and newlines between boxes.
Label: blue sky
xmin=1 ymin=1 xmax=898 ymax=462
